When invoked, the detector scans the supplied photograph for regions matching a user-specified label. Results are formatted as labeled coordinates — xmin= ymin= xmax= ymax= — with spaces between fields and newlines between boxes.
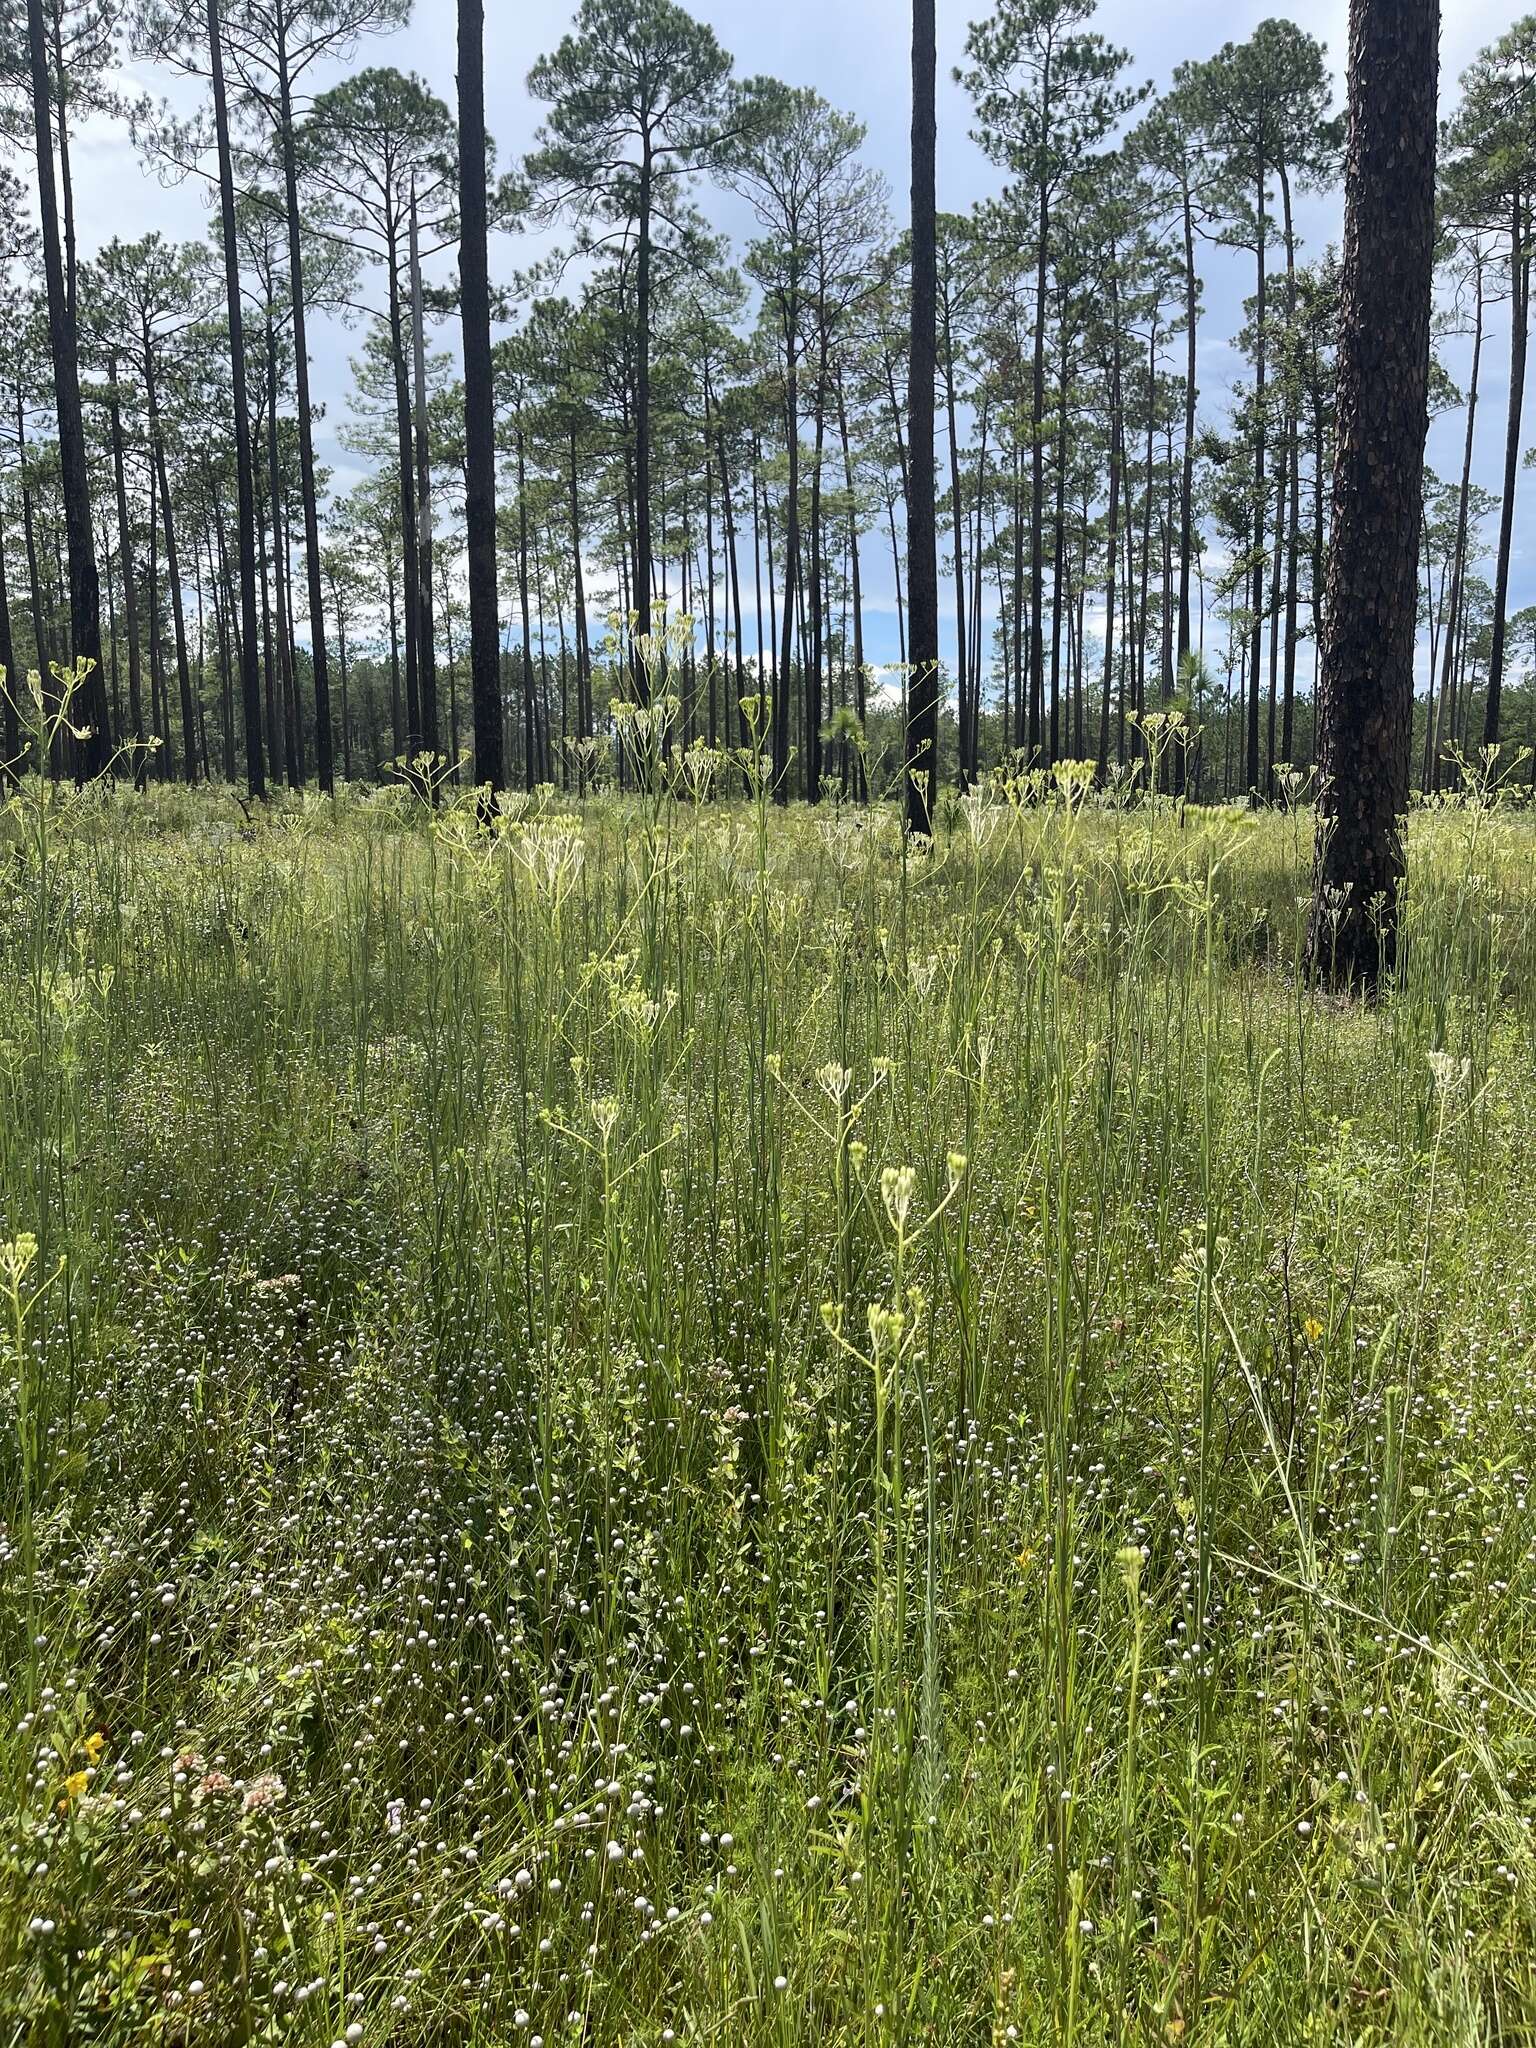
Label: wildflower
xmin=1302 ymin=1317 xmax=1324 ymax=1345
xmin=909 ymin=954 xmax=941 ymax=1000
xmin=1427 ymin=1049 xmax=1470 ymax=1101
xmin=0 ymin=1233 xmax=38 ymax=1288
xmin=961 ymin=787 xmax=1001 ymax=848
xmin=880 ymin=1165 xmax=916 ymax=1234
xmin=816 ymin=1062 xmax=854 ymax=1105
xmin=57 ymin=1770 xmax=89 ymax=1814
xmin=243 ymin=1772 xmax=287 ymax=1813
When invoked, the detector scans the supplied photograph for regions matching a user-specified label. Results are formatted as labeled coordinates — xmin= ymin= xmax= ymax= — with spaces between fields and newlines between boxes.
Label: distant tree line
xmin=1 ymin=0 xmax=1532 ymax=801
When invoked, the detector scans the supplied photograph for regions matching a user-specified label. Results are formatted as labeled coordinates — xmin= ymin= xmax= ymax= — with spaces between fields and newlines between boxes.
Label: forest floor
xmin=1 ymin=775 xmax=1535 ymax=2045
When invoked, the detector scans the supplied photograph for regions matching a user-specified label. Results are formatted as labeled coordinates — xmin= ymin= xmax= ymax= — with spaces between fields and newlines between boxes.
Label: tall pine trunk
xmin=145 ymin=335 xmax=199 ymax=782
xmin=208 ymin=0 xmax=265 ymax=796
xmin=409 ymin=182 xmax=438 ymax=759
xmin=943 ymin=289 xmax=968 ymax=785
xmin=107 ymin=355 xmax=145 ymax=778
xmin=806 ymin=335 xmax=829 ymax=802
xmin=835 ymin=378 xmax=867 ymax=799
xmin=0 ymin=504 xmax=17 ymax=777
xmin=1484 ymin=195 xmax=1529 ymax=745
xmin=633 ymin=139 xmax=655 ymax=701
xmin=27 ymin=0 xmax=107 ymax=772
xmin=274 ymin=0 xmax=333 ymax=790
xmin=1280 ymin=167 xmax=1301 ymax=774
xmin=905 ymin=0 xmax=939 ymax=834
xmin=775 ymin=286 xmax=800 ymax=800
xmin=517 ymin=426 xmax=535 ymax=792
xmin=386 ymin=239 xmax=421 ymax=762
xmin=1247 ymin=170 xmax=1267 ymax=799
xmin=1307 ymin=0 xmax=1438 ymax=988
xmin=1027 ymin=63 xmax=1050 ymax=763
xmin=1430 ymin=252 xmax=1483 ymax=789
xmin=457 ymin=0 xmax=503 ymax=796
xmin=1178 ymin=179 xmax=1197 ymax=660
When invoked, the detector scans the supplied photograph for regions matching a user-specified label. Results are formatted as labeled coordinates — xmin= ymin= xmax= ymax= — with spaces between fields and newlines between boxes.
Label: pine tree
xmin=1307 ymin=0 xmax=1438 ymax=988
xmin=906 ymin=0 xmax=938 ymax=834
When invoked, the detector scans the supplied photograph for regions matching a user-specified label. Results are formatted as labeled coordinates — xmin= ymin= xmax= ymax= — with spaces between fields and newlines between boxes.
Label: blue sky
xmin=65 ymin=0 xmax=1527 ymax=683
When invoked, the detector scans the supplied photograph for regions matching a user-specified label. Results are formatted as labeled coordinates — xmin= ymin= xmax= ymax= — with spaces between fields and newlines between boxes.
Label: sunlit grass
xmin=1 ymin=751 xmax=1534 ymax=2043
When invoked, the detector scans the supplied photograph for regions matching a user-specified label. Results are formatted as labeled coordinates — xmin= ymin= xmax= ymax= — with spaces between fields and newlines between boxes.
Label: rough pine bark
xmin=1307 ymin=0 xmax=1438 ymax=989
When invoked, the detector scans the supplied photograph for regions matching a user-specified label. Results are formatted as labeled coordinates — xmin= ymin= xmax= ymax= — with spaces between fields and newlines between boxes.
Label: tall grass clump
xmin=1 ymin=689 xmax=1535 ymax=2042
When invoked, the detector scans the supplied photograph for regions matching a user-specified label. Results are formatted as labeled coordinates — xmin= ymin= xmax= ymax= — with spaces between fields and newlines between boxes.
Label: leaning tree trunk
xmin=904 ymin=0 xmax=939 ymax=836
xmin=1306 ymin=0 xmax=1439 ymax=990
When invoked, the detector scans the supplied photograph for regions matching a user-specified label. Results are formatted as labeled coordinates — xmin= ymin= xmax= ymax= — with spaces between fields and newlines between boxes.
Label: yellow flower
xmin=1303 ymin=1316 xmax=1324 ymax=1345
xmin=82 ymin=1731 xmax=106 ymax=1765
xmin=57 ymin=1770 xmax=89 ymax=1814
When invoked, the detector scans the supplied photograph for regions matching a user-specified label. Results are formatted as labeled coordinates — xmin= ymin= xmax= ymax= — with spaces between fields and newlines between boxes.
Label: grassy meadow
xmin=1 ymin=752 xmax=1535 ymax=2044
